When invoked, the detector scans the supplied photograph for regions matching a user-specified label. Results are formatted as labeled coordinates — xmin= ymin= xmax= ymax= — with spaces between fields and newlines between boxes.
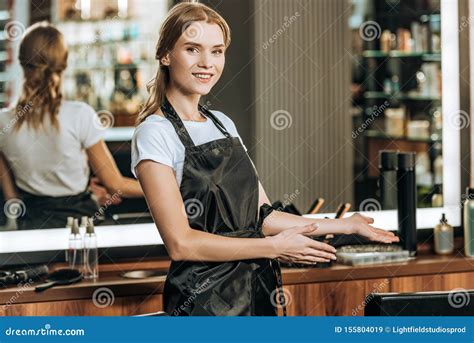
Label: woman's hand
xmin=89 ymin=177 xmax=122 ymax=207
xmin=269 ymin=223 xmax=337 ymax=265
xmin=343 ymin=213 xmax=399 ymax=244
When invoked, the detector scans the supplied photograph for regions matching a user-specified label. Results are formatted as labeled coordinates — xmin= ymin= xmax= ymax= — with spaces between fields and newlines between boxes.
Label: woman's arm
xmin=258 ymin=181 xmax=399 ymax=244
xmin=86 ymin=140 xmax=143 ymax=198
xmin=0 ymin=153 xmax=18 ymax=200
xmin=135 ymin=160 xmax=337 ymax=263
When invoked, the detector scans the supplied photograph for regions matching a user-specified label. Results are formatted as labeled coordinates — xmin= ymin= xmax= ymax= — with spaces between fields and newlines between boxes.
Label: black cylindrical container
xmin=379 ymin=150 xmax=398 ymax=210
xmin=397 ymin=152 xmax=417 ymax=256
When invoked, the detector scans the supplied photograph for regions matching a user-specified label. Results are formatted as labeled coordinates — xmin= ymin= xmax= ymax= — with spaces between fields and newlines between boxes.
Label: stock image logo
xmin=270 ymin=287 xmax=292 ymax=309
xmin=448 ymin=288 xmax=470 ymax=309
xmin=92 ymin=287 xmax=115 ymax=309
xmin=4 ymin=21 xmax=25 ymax=41
xmin=270 ymin=110 xmax=293 ymax=131
xmin=183 ymin=198 xmax=204 ymax=220
xmin=359 ymin=21 xmax=381 ymax=42
xmin=4 ymin=198 xmax=26 ymax=219
xmin=94 ymin=110 xmax=115 ymax=130
xmin=359 ymin=198 xmax=382 ymax=212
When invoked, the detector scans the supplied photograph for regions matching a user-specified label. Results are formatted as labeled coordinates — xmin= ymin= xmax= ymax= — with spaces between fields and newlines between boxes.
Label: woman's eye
xmin=187 ymin=47 xmax=198 ymax=53
xmin=213 ymin=50 xmax=223 ymax=55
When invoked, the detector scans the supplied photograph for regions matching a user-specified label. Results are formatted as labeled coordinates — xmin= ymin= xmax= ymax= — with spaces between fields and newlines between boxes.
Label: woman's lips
xmin=192 ymin=73 xmax=213 ymax=83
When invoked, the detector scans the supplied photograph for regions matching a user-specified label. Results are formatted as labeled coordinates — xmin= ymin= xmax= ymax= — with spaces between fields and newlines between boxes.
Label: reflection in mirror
xmin=0 ymin=1 xmax=171 ymax=231
xmin=350 ymin=0 xmax=443 ymax=210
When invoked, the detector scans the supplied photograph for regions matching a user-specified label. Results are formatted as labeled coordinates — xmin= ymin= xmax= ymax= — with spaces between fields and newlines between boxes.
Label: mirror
xmin=346 ymin=0 xmax=461 ymax=230
xmin=350 ymin=0 xmax=443 ymax=210
xmin=0 ymin=0 xmax=462 ymax=247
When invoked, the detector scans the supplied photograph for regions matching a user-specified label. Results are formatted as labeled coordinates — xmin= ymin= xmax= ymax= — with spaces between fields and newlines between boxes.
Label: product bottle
xmin=431 ymin=184 xmax=443 ymax=207
xmin=463 ymin=188 xmax=474 ymax=257
xmin=67 ymin=218 xmax=84 ymax=270
xmin=379 ymin=150 xmax=398 ymax=210
xmin=64 ymin=216 xmax=74 ymax=262
xmin=434 ymin=213 xmax=453 ymax=255
xmin=83 ymin=218 xmax=99 ymax=279
xmin=397 ymin=152 xmax=417 ymax=256
xmin=80 ymin=216 xmax=88 ymax=237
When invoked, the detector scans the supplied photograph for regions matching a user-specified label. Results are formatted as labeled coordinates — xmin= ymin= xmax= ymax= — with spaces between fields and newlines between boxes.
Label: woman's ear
xmin=160 ymin=54 xmax=170 ymax=66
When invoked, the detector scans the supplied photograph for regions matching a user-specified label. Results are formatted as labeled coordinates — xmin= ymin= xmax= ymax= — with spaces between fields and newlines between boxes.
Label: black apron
xmin=161 ymin=98 xmax=286 ymax=316
xmin=16 ymin=187 xmax=99 ymax=230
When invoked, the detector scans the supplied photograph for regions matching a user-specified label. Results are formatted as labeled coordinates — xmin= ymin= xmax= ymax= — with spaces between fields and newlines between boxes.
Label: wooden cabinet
xmin=1 ymin=255 xmax=473 ymax=316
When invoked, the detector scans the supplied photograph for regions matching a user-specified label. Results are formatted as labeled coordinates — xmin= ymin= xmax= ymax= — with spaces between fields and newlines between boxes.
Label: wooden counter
xmin=1 ymin=253 xmax=473 ymax=316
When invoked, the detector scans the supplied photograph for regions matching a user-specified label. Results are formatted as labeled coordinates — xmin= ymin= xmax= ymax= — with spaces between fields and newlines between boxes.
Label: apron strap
xmin=161 ymin=97 xmax=196 ymax=148
xmin=199 ymin=105 xmax=231 ymax=138
xmin=271 ymin=259 xmax=287 ymax=316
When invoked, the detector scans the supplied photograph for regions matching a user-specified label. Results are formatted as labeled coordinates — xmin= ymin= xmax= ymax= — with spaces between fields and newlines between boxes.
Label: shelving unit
xmin=351 ymin=0 xmax=443 ymax=209
xmin=52 ymin=0 xmax=166 ymax=127
xmin=0 ymin=5 xmax=11 ymax=109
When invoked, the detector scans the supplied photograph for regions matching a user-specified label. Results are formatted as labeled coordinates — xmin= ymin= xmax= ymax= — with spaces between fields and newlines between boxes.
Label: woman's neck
xmin=165 ymin=88 xmax=204 ymax=121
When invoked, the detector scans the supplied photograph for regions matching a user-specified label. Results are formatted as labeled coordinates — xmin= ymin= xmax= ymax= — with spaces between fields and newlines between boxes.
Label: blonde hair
xmin=136 ymin=2 xmax=231 ymax=125
xmin=15 ymin=21 xmax=68 ymax=131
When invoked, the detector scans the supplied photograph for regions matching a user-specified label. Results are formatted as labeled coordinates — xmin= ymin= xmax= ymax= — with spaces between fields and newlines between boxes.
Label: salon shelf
xmin=364 ymin=130 xmax=441 ymax=144
xmin=1 ymin=252 xmax=473 ymax=316
xmin=364 ymin=91 xmax=441 ymax=101
xmin=362 ymin=50 xmax=441 ymax=61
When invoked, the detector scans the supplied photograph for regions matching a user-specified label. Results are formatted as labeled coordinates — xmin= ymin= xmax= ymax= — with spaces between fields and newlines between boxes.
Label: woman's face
xmin=164 ymin=21 xmax=226 ymax=96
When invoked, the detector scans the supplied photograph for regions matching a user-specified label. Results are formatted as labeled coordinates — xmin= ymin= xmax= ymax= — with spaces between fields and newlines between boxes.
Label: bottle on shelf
xmin=83 ymin=218 xmax=99 ymax=279
xmin=67 ymin=219 xmax=84 ymax=271
xmin=431 ymin=184 xmax=443 ymax=207
xmin=397 ymin=152 xmax=417 ymax=256
xmin=434 ymin=213 xmax=453 ymax=255
xmin=64 ymin=216 xmax=74 ymax=263
xmin=80 ymin=216 xmax=88 ymax=237
xmin=463 ymin=188 xmax=474 ymax=257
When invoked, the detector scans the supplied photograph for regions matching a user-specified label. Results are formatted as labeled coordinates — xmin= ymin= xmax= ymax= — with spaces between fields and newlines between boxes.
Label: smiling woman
xmin=132 ymin=2 xmax=397 ymax=317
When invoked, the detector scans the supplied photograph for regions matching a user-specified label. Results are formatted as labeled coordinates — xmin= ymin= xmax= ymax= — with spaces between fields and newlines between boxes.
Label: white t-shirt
xmin=0 ymin=100 xmax=105 ymax=196
xmin=131 ymin=110 xmax=247 ymax=185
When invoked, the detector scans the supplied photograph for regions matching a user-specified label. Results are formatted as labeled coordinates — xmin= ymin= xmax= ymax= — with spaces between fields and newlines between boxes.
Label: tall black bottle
xmin=397 ymin=152 xmax=417 ymax=256
xmin=379 ymin=150 xmax=398 ymax=210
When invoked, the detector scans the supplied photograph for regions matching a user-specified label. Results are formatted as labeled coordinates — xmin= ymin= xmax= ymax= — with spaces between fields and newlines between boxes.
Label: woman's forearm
xmin=171 ymin=228 xmax=278 ymax=261
xmin=0 ymin=154 xmax=18 ymax=200
xmin=262 ymin=209 xmax=350 ymax=237
xmin=118 ymin=177 xmax=144 ymax=198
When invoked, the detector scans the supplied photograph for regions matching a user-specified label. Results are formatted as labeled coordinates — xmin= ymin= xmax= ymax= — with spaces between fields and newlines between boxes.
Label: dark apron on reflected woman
xmin=161 ymin=98 xmax=286 ymax=316
xmin=15 ymin=187 xmax=99 ymax=230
